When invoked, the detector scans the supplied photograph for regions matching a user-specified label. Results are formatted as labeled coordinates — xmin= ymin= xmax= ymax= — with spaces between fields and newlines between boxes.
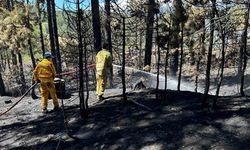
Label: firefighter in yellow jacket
xmin=33 ymin=52 xmax=60 ymax=113
xmin=96 ymin=43 xmax=112 ymax=101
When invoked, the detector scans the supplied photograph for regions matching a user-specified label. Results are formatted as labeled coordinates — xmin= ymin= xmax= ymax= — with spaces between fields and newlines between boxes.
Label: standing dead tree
xmin=26 ymin=0 xmax=36 ymax=69
xmin=76 ymin=0 xmax=88 ymax=117
xmin=202 ymin=0 xmax=216 ymax=107
xmin=35 ymin=0 xmax=45 ymax=56
xmin=239 ymin=2 xmax=250 ymax=96
xmin=110 ymin=1 xmax=128 ymax=102
xmin=91 ymin=0 xmax=102 ymax=53
xmin=0 ymin=61 xmax=5 ymax=95
xmin=105 ymin=0 xmax=113 ymax=88
xmin=144 ymin=0 xmax=155 ymax=67
xmin=46 ymin=0 xmax=57 ymax=68
xmin=51 ymin=0 xmax=62 ymax=74
xmin=62 ymin=0 xmax=93 ymax=115
xmin=213 ymin=3 xmax=232 ymax=108
xmin=46 ymin=0 xmax=62 ymax=74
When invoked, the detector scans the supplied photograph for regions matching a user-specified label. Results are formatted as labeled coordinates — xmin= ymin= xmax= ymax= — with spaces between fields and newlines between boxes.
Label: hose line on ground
xmin=0 ymin=82 xmax=38 ymax=117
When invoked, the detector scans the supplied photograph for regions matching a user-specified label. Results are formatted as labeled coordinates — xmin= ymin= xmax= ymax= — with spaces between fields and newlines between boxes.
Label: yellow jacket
xmin=33 ymin=59 xmax=56 ymax=81
xmin=96 ymin=49 xmax=112 ymax=75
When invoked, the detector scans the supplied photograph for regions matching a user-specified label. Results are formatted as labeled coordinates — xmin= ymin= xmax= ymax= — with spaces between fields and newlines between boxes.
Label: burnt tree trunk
xmin=169 ymin=0 xmax=187 ymax=76
xmin=46 ymin=0 xmax=57 ymax=69
xmin=240 ymin=2 xmax=250 ymax=96
xmin=195 ymin=59 xmax=200 ymax=93
xmin=17 ymin=51 xmax=26 ymax=87
xmin=7 ymin=0 xmax=13 ymax=10
xmin=36 ymin=0 xmax=45 ymax=56
xmin=11 ymin=50 xmax=17 ymax=69
xmin=144 ymin=0 xmax=155 ymax=67
xmin=0 ymin=51 xmax=6 ymax=95
xmin=139 ymin=30 xmax=143 ymax=70
xmin=156 ymin=14 xmax=160 ymax=97
xmin=164 ymin=33 xmax=170 ymax=100
xmin=27 ymin=0 xmax=36 ymax=68
xmin=213 ymin=5 xmax=227 ymax=107
xmin=51 ymin=0 xmax=62 ymax=74
xmin=214 ymin=32 xmax=225 ymax=107
xmin=84 ymin=36 xmax=89 ymax=110
xmin=122 ymin=17 xmax=127 ymax=102
xmin=0 ymin=72 xmax=6 ymax=96
xmin=76 ymin=0 xmax=87 ymax=117
xmin=195 ymin=23 xmax=206 ymax=92
xmin=164 ymin=48 xmax=169 ymax=100
xmin=0 ymin=53 xmax=5 ymax=72
xmin=91 ymin=0 xmax=102 ymax=53
xmin=202 ymin=0 xmax=216 ymax=107
xmin=6 ymin=50 xmax=10 ymax=70
xmin=105 ymin=0 xmax=113 ymax=88
xmin=177 ymin=23 xmax=184 ymax=91
xmin=28 ymin=39 xmax=36 ymax=68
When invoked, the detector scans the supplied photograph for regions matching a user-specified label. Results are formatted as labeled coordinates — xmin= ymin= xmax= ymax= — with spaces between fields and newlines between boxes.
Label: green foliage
xmin=0 ymin=5 xmax=32 ymax=52
xmin=56 ymin=11 xmax=68 ymax=35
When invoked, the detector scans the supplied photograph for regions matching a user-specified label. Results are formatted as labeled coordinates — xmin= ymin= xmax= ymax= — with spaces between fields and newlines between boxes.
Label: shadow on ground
xmin=1 ymin=90 xmax=250 ymax=150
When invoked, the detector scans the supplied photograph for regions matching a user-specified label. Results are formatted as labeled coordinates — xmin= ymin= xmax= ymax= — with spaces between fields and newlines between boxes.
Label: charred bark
xmin=0 ymin=72 xmax=6 ymax=96
xmin=91 ymin=0 xmax=102 ymax=53
xmin=76 ymin=0 xmax=87 ymax=117
xmin=17 ymin=52 xmax=26 ymax=87
xmin=105 ymin=0 xmax=113 ymax=88
xmin=177 ymin=23 xmax=184 ymax=91
xmin=202 ymin=0 xmax=216 ymax=107
xmin=239 ymin=2 xmax=250 ymax=96
xmin=144 ymin=0 xmax=155 ymax=67
xmin=36 ymin=0 xmax=45 ymax=56
xmin=122 ymin=17 xmax=127 ymax=102
xmin=156 ymin=14 xmax=160 ymax=97
xmin=11 ymin=50 xmax=17 ymax=67
xmin=46 ymin=0 xmax=57 ymax=69
xmin=27 ymin=0 xmax=36 ymax=68
xmin=51 ymin=0 xmax=62 ymax=74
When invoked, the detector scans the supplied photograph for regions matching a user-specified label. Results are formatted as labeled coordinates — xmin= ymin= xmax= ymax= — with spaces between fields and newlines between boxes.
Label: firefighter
xmin=96 ymin=43 xmax=112 ymax=101
xmin=33 ymin=52 xmax=60 ymax=113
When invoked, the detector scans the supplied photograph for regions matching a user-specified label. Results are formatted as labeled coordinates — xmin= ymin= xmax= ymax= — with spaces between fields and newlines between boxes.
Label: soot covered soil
xmin=0 ymin=89 xmax=250 ymax=150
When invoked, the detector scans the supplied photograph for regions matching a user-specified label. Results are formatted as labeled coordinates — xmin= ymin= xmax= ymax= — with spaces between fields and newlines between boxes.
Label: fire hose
xmin=0 ymin=82 xmax=38 ymax=117
xmin=1 ymin=64 xmax=96 ymax=116
xmin=56 ymin=64 xmax=96 ymax=77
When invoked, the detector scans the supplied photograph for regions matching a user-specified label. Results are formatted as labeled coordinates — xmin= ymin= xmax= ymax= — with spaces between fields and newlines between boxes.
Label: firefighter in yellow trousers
xmin=96 ymin=43 xmax=112 ymax=101
xmin=33 ymin=52 xmax=60 ymax=113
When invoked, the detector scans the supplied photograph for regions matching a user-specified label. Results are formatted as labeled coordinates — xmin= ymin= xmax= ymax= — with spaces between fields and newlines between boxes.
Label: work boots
xmin=97 ymin=95 xmax=104 ymax=102
xmin=53 ymin=107 xmax=61 ymax=111
xmin=42 ymin=108 xmax=48 ymax=113
xmin=42 ymin=107 xmax=61 ymax=114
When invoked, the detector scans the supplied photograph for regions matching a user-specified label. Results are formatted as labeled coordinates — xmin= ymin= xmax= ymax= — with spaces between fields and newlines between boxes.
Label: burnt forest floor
xmin=0 ymin=89 xmax=250 ymax=150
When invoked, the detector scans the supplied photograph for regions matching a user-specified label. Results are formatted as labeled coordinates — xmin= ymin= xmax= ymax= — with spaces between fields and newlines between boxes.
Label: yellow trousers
xmin=96 ymin=74 xmax=107 ymax=96
xmin=40 ymin=78 xmax=59 ymax=110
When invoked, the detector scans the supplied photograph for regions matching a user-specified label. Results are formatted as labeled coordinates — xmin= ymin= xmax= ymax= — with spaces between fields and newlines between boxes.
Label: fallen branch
xmin=128 ymin=100 xmax=152 ymax=111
